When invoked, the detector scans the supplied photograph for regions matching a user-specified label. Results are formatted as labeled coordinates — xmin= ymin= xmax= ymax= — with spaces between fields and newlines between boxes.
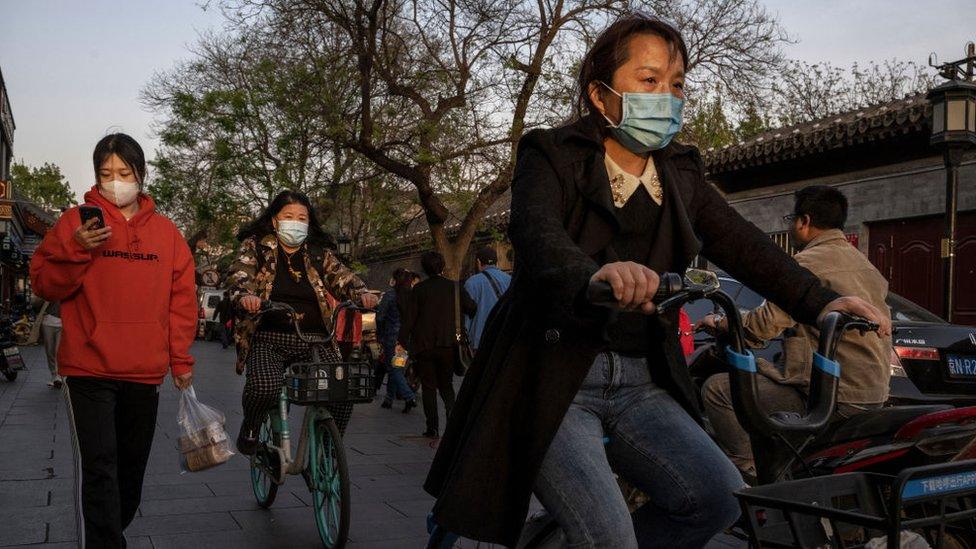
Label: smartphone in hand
xmin=78 ymin=205 xmax=105 ymax=230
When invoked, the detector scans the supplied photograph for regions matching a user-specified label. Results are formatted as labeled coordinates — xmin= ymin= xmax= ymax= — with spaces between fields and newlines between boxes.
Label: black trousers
xmin=220 ymin=323 xmax=233 ymax=349
xmin=65 ymin=376 xmax=159 ymax=549
xmin=414 ymin=346 xmax=456 ymax=433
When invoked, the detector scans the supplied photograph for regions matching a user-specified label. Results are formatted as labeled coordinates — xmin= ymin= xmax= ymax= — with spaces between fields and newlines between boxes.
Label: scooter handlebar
xmin=588 ymin=272 xmax=880 ymax=439
xmin=731 ymin=311 xmax=879 ymax=438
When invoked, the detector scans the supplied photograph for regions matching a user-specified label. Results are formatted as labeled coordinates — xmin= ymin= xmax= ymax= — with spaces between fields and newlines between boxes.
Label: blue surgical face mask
xmin=600 ymin=82 xmax=684 ymax=154
xmin=276 ymin=219 xmax=308 ymax=247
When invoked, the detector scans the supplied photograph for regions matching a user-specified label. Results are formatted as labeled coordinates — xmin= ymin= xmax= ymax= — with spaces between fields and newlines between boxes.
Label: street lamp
xmin=337 ymin=233 xmax=352 ymax=258
xmin=927 ymin=42 xmax=976 ymax=323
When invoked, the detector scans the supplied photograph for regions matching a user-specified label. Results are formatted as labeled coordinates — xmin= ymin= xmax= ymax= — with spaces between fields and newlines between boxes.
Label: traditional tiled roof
xmin=704 ymin=93 xmax=930 ymax=174
xmin=362 ymin=189 xmax=512 ymax=258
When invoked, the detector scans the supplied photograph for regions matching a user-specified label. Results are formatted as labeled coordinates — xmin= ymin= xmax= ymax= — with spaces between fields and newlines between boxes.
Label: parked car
xmin=685 ymin=274 xmax=976 ymax=406
xmin=197 ymin=288 xmax=224 ymax=340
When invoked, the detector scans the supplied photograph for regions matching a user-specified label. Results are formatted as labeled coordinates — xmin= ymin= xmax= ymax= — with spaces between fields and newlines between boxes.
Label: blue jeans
xmin=534 ymin=352 xmax=744 ymax=548
xmin=382 ymin=343 xmax=416 ymax=403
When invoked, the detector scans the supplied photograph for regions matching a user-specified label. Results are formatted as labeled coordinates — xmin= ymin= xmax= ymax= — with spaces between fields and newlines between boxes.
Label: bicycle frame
xmin=259 ymin=387 xmax=336 ymax=492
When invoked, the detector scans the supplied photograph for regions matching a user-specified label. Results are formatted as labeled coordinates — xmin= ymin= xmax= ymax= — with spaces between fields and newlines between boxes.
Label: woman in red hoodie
xmin=30 ymin=133 xmax=197 ymax=549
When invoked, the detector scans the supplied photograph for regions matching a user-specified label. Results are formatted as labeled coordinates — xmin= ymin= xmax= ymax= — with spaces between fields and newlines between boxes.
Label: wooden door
xmin=868 ymin=212 xmax=976 ymax=325
xmin=953 ymin=213 xmax=976 ymax=326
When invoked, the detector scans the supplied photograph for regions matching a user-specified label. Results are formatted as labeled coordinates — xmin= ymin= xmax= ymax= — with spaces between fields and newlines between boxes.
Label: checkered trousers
xmin=241 ymin=331 xmax=354 ymax=435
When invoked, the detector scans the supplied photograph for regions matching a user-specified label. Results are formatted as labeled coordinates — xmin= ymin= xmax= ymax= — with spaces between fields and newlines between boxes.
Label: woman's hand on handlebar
xmin=695 ymin=313 xmax=727 ymax=335
xmin=590 ymin=262 xmax=660 ymax=314
xmin=358 ymin=292 xmax=379 ymax=309
xmin=240 ymin=295 xmax=262 ymax=314
xmin=818 ymin=296 xmax=891 ymax=338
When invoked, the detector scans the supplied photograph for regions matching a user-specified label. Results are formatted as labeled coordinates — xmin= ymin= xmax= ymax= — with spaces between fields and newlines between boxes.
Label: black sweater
xmin=605 ymin=186 xmax=662 ymax=355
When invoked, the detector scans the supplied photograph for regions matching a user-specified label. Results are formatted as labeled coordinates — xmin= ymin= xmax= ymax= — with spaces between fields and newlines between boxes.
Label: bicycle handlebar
xmin=251 ymin=299 xmax=375 ymax=346
xmin=586 ymin=272 xmax=880 ymax=438
xmin=586 ymin=272 xmax=684 ymax=308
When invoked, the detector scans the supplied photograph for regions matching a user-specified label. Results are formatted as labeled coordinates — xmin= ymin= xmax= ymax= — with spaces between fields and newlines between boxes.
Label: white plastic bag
xmin=177 ymin=387 xmax=234 ymax=472
xmin=864 ymin=532 xmax=931 ymax=549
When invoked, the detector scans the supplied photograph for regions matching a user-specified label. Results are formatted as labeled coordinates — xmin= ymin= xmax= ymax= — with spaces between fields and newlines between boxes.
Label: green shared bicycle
xmin=248 ymin=300 xmax=375 ymax=548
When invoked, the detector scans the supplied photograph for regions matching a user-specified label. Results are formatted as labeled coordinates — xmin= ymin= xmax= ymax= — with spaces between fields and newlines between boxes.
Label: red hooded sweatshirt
xmin=30 ymin=188 xmax=197 ymax=384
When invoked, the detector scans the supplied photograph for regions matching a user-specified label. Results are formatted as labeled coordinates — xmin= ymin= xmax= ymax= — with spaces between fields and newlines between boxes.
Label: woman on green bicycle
xmin=229 ymin=190 xmax=378 ymax=455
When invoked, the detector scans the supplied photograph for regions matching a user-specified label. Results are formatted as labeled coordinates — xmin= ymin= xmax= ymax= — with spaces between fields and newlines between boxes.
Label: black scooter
xmin=672 ymin=272 xmax=976 ymax=548
xmin=507 ymin=272 xmax=976 ymax=548
xmin=0 ymin=308 xmax=27 ymax=382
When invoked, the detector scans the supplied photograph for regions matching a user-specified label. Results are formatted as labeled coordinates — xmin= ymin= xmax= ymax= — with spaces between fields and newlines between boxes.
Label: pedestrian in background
xmin=30 ymin=133 xmax=197 ymax=548
xmin=215 ymin=291 xmax=234 ymax=350
xmin=40 ymin=300 xmax=64 ymax=388
xmin=371 ymin=270 xmax=402 ymax=392
xmin=397 ymin=251 xmax=476 ymax=438
xmin=462 ymin=247 xmax=511 ymax=353
xmin=376 ymin=268 xmax=418 ymax=412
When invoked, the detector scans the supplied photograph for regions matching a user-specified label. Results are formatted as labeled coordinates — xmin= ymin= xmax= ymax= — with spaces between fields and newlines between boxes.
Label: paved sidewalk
xmin=0 ymin=342 xmax=444 ymax=548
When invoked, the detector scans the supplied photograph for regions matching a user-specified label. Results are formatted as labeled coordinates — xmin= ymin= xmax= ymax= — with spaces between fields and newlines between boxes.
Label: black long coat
xmin=424 ymin=114 xmax=839 ymax=547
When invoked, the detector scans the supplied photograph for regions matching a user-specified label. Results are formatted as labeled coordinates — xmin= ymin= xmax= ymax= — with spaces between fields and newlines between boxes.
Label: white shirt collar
xmin=604 ymin=153 xmax=663 ymax=208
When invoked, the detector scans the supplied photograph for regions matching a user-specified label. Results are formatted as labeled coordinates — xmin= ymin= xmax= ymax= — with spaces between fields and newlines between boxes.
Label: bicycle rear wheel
xmin=310 ymin=418 xmax=350 ymax=548
xmin=250 ymin=413 xmax=279 ymax=508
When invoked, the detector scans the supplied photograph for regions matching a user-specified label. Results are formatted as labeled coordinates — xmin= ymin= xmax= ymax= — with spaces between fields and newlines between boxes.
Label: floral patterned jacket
xmin=227 ymin=234 xmax=367 ymax=374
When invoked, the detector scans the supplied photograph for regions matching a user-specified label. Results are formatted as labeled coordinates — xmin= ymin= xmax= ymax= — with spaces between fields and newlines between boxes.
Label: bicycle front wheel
xmin=310 ymin=418 xmax=350 ymax=548
xmin=250 ymin=413 xmax=279 ymax=508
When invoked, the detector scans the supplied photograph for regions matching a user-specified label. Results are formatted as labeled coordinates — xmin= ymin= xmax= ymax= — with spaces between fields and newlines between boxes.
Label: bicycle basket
xmin=284 ymin=360 xmax=375 ymax=405
xmin=735 ymin=460 xmax=976 ymax=548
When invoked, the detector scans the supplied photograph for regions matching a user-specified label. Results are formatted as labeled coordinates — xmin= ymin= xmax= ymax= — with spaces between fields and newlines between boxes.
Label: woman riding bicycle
xmin=423 ymin=14 xmax=891 ymax=548
xmin=229 ymin=190 xmax=378 ymax=455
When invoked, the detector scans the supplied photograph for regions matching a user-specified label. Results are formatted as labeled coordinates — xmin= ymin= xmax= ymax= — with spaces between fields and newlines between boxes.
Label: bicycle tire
xmin=311 ymin=418 xmax=350 ymax=548
xmin=250 ymin=413 xmax=279 ymax=508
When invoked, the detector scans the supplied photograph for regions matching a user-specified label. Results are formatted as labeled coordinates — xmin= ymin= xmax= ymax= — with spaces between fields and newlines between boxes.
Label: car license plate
xmin=947 ymin=354 xmax=976 ymax=378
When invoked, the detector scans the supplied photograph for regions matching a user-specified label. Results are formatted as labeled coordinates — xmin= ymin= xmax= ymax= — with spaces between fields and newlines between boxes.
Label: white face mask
xmin=276 ymin=219 xmax=309 ymax=247
xmin=100 ymin=179 xmax=140 ymax=207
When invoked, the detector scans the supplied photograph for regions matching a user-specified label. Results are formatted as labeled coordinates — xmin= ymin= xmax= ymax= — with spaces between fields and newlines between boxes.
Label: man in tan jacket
xmin=699 ymin=185 xmax=890 ymax=481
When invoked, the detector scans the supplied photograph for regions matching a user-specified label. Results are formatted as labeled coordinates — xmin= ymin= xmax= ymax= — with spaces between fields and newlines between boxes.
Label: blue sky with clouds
xmin=1 ymin=0 xmax=973 ymax=201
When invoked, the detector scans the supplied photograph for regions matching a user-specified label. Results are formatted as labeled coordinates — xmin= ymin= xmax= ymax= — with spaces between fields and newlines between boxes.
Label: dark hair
xmin=393 ymin=269 xmax=414 ymax=292
xmin=93 ymin=133 xmax=147 ymax=183
xmin=236 ymin=190 xmax=334 ymax=246
xmin=420 ymin=251 xmax=446 ymax=277
xmin=475 ymin=246 xmax=497 ymax=266
xmin=576 ymin=13 xmax=689 ymax=118
xmin=794 ymin=186 xmax=848 ymax=230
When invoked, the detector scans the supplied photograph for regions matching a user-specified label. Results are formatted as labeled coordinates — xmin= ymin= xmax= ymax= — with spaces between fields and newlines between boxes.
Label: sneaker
xmin=47 ymin=376 xmax=63 ymax=389
xmin=402 ymin=399 xmax=417 ymax=414
xmin=380 ymin=400 xmax=393 ymax=409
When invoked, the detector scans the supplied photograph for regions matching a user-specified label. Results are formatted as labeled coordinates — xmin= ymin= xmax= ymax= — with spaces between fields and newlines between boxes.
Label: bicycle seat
xmin=813 ymin=405 xmax=953 ymax=447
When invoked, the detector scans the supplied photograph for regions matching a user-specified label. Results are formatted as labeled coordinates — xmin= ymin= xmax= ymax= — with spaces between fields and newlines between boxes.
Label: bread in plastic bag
xmin=177 ymin=387 xmax=234 ymax=472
